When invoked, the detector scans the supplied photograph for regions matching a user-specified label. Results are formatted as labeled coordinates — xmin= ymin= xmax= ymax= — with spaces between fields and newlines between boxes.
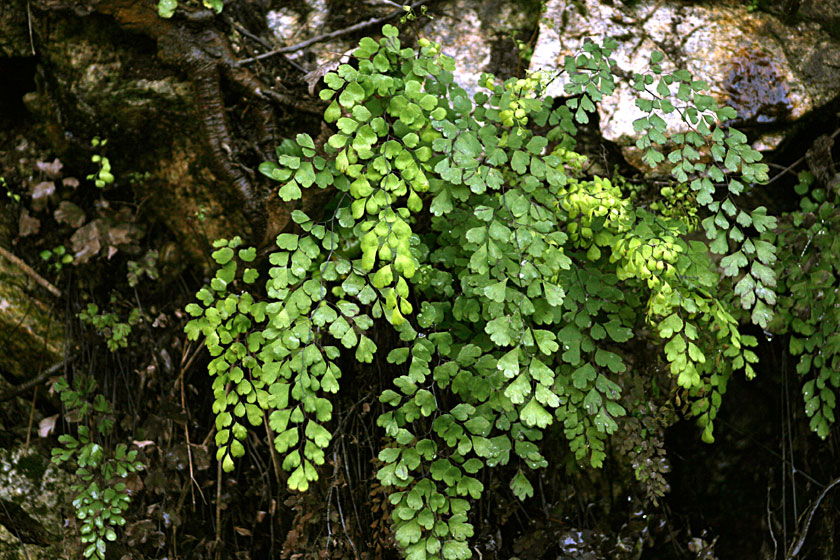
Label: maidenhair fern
xmin=775 ymin=170 xmax=840 ymax=438
xmin=185 ymin=25 xmax=776 ymax=559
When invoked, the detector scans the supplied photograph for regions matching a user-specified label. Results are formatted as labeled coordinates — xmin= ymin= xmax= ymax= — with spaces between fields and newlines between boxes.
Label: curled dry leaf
xmin=29 ymin=181 xmax=55 ymax=211
xmin=303 ymin=60 xmax=340 ymax=95
xmin=18 ymin=208 xmax=40 ymax=237
xmin=54 ymin=201 xmax=87 ymax=228
xmin=36 ymin=158 xmax=63 ymax=178
xmin=38 ymin=414 xmax=58 ymax=438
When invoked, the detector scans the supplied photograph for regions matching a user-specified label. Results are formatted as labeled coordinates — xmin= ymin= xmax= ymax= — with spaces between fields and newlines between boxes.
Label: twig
xmin=215 ymin=458 xmax=223 ymax=560
xmin=237 ymin=0 xmax=430 ymax=65
xmin=262 ymin=412 xmax=283 ymax=487
xmin=179 ymin=338 xmax=205 ymax=506
xmin=24 ymin=386 xmax=38 ymax=452
xmin=786 ymin=475 xmax=840 ymax=558
xmin=0 ymin=245 xmax=61 ymax=298
xmin=761 ymin=127 xmax=840 ymax=187
xmin=767 ymin=484 xmax=778 ymax=560
xmin=26 ymin=0 xmax=35 ymax=55
xmin=0 ymin=358 xmax=71 ymax=403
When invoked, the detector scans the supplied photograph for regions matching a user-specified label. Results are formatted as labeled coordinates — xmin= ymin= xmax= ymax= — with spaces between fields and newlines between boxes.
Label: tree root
xmin=35 ymin=0 xmax=324 ymax=244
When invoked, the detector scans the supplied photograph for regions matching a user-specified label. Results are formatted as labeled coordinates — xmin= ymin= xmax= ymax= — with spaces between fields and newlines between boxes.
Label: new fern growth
xmin=186 ymin=25 xmax=777 ymax=559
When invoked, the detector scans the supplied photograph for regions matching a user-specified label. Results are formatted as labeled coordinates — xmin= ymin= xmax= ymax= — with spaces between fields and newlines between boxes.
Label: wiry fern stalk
xmin=186 ymin=25 xmax=777 ymax=559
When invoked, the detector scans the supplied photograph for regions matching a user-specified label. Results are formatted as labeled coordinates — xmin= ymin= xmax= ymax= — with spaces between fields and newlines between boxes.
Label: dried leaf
xmin=38 ymin=414 xmax=58 ymax=438
xmin=107 ymin=222 xmax=134 ymax=246
xmin=70 ymin=219 xmax=104 ymax=263
xmin=18 ymin=208 xmax=40 ymax=237
xmin=54 ymin=201 xmax=87 ymax=228
xmin=124 ymin=471 xmax=145 ymax=494
xmin=36 ymin=158 xmax=63 ymax=178
xmin=62 ymin=177 xmax=80 ymax=189
xmin=29 ymin=181 xmax=55 ymax=211
xmin=189 ymin=443 xmax=211 ymax=470
xmin=233 ymin=526 xmax=253 ymax=537
xmin=303 ymin=61 xmax=340 ymax=95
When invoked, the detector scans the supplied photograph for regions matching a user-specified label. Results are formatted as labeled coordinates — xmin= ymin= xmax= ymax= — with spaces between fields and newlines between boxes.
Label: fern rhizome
xmin=185 ymin=24 xmax=777 ymax=559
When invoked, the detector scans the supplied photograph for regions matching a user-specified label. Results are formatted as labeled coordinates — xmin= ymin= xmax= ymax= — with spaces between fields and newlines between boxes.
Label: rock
xmin=268 ymin=0 xmax=351 ymax=69
xmin=422 ymin=0 xmax=541 ymax=97
xmin=0 ymin=446 xmax=72 ymax=559
xmin=266 ymin=0 xmax=541 ymax=98
xmin=25 ymin=9 xmax=253 ymax=264
xmin=529 ymin=0 xmax=840 ymax=170
xmin=0 ymin=229 xmax=65 ymax=386
xmin=0 ymin=0 xmax=31 ymax=58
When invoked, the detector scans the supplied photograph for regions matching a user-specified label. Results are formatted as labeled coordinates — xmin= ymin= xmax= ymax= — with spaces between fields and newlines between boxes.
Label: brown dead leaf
xmin=54 ymin=201 xmax=86 ymax=228
xmin=70 ymin=219 xmax=104 ymax=264
xmin=38 ymin=414 xmax=58 ymax=438
xmin=18 ymin=208 xmax=40 ymax=237
xmin=233 ymin=526 xmax=253 ymax=537
xmin=189 ymin=443 xmax=211 ymax=471
xmin=303 ymin=61 xmax=340 ymax=95
xmin=124 ymin=471 xmax=144 ymax=494
xmin=107 ymin=221 xmax=134 ymax=246
xmin=29 ymin=181 xmax=55 ymax=211
xmin=62 ymin=177 xmax=80 ymax=189
xmin=36 ymin=158 xmax=63 ymax=178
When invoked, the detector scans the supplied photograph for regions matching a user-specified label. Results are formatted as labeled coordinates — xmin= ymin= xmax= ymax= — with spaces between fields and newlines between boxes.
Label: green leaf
xmin=279 ymin=180 xmax=302 ymax=201
xmin=571 ymin=363 xmax=596 ymax=389
xmin=658 ymin=313 xmax=683 ymax=339
xmin=511 ymin=151 xmax=529 ymax=174
xmin=510 ymin=470 xmax=534 ymax=500
xmin=519 ymin=397 xmax=553 ymax=428
xmin=157 ymin=0 xmax=177 ymax=18
xmin=483 ymin=279 xmax=507 ymax=303
xmin=497 ymin=348 xmax=520 ymax=378
xmin=339 ymin=82 xmax=366 ymax=108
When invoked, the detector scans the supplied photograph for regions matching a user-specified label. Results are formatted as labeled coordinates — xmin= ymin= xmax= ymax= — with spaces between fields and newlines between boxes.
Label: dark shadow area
xmin=0 ymin=56 xmax=37 ymax=128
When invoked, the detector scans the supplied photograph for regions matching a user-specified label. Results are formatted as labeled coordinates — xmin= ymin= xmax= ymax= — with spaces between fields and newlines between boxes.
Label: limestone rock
xmin=266 ymin=0 xmax=540 ymax=98
xmin=529 ymin=0 xmax=840 ymax=168
xmin=0 ymin=231 xmax=64 ymax=386
xmin=0 ymin=447 xmax=72 ymax=559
